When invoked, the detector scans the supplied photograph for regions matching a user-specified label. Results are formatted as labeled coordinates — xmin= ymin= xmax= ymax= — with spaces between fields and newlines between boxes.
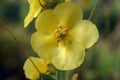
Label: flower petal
xmin=31 ymin=31 xmax=57 ymax=61
xmin=51 ymin=42 xmax=85 ymax=70
xmin=24 ymin=0 xmax=42 ymax=28
xmin=54 ymin=1 xmax=83 ymax=29
xmin=72 ymin=73 xmax=79 ymax=80
xmin=80 ymin=0 xmax=91 ymax=9
xmin=36 ymin=10 xmax=59 ymax=32
xmin=23 ymin=57 xmax=48 ymax=79
xmin=71 ymin=20 xmax=99 ymax=48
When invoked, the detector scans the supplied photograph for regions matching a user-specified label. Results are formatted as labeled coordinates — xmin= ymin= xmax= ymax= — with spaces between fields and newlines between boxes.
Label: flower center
xmin=54 ymin=26 xmax=68 ymax=43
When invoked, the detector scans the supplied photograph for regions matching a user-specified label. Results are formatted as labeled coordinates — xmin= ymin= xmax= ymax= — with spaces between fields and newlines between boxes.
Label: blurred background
xmin=0 ymin=0 xmax=120 ymax=80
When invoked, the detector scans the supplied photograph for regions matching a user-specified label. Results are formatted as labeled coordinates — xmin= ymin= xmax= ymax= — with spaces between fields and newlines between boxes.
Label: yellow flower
xmin=24 ymin=0 xmax=46 ymax=28
xmin=80 ymin=0 xmax=91 ymax=9
xmin=31 ymin=1 xmax=99 ymax=70
xmin=24 ymin=0 xmax=70 ymax=28
xmin=23 ymin=57 xmax=49 ymax=80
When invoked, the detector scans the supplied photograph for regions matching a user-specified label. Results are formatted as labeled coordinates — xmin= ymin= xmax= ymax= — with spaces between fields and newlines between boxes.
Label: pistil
xmin=54 ymin=26 xmax=68 ymax=43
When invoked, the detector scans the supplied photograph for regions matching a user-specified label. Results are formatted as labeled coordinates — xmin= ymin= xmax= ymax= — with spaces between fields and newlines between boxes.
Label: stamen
xmin=54 ymin=29 xmax=59 ymax=33
xmin=57 ymin=38 xmax=61 ymax=43
xmin=54 ymin=26 xmax=68 ymax=43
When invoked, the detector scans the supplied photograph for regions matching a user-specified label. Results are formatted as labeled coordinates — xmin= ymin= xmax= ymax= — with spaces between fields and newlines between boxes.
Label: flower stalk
xmin=56 ymin=70 xmax=68 ymax=80
xmin=88 ymin=0 xmax=99 ymax=20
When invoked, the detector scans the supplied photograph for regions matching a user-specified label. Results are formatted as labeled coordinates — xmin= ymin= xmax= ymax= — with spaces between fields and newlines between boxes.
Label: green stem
xmin=88 ymin=0 xmax=99 ymax=20
xmin=56 ymin=70 xmax=69 ymax=80
xmin=56 ymin=70 xmax=60 ymax=80
xmin=65 ymin=71 xmax=69 ymax=80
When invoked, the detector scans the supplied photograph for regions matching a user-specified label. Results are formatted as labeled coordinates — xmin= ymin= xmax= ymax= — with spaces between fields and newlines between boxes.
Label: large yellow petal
xmin=24 ymin=0 xmax=42 ymax=28
xmin=71 ymin=20 xmax=99 ymax=48
xmin=31 ymin=31 xmax=57 ymax=61
xmin=51 ymin=42 xmax=85 ymax=70
xmin=35 ymin=9 xmax=59 ymax=32
xmin=80 ymin=0 xmax=91 ymax=9
xmin=53 ymin=1 xmax=83 ymax=29
xmin=23 ymin=57 xmax=48 ymax=79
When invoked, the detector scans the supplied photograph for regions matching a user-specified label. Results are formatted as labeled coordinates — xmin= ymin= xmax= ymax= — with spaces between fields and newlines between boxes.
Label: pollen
xmin=54 ymin=26 xmax=68 ymax=43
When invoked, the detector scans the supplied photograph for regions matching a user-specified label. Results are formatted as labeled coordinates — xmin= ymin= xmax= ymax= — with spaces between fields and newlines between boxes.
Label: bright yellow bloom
xmin=31 ymin=1 xmax=99 ymax=70
xmin=80 ymin=0 xmax=91 ymax=9
xmin=23 ymin=57 xmax=49 ymax=80
xmin=24 ymin=0 xmax=46 ymax=27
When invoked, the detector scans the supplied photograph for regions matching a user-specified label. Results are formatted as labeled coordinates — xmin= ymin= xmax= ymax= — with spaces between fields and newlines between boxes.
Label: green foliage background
xmin=0 ymin=0 xmax=120 ymax=80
